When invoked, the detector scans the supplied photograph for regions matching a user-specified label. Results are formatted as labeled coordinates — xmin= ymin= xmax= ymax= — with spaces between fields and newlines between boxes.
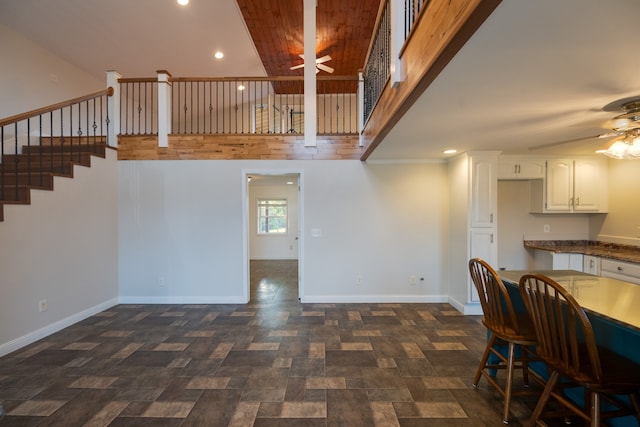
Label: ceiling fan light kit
xmin=599 ymin=100 xmax=640 ymax=159
xmin=597 ymin=130 xmax=640 ymax=159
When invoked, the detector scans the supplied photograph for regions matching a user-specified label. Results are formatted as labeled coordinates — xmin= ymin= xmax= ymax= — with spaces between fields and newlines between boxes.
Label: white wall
xmin=0 ymin=24 xmax=103 ymax=119
xmin=497 ymin=180 xmax=591 ymax=270
xmin=118 ymin=160 xmax=449 ymax=304
xmin=592 ymin=159 xmax=640 ymax=245
xmin=0 ymin=150 xmax=119 ymax=356
xmin=249 ymin=182 xmax=299 ymax=260
xmin=0 ymin=23 xmax=116 ymax=356
xmin=447 ymin=154 xmax=469 ymax=308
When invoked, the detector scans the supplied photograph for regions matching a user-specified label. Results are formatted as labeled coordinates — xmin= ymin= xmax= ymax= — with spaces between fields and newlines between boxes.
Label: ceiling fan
xmin=529 ymin=97 xmax=640 ymax=158
xmin=290 ymin=54 xmax=334 ymax=74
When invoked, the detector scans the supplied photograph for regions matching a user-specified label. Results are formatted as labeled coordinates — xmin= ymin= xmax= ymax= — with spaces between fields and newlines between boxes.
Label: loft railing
xmin=0 ymin=88 xmax=112 ymax=202
xmin=362 ymin=0 xmax=432 ymax=125
xmin=117 ymin=75 xmax=359 ymax=138
xmin=363 ymin=0 xmax=391 ymax=124
xmin=404 ymin=0 xmax=430 ymax=40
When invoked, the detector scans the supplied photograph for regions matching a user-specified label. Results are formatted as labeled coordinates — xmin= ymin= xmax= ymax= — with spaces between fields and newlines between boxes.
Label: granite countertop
xmin=523 ymin=240 xmax=640 ymax=264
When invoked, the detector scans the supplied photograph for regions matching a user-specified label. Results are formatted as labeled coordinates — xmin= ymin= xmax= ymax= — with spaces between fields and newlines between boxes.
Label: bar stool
xmin=469 ymin=258 xmax=540 ymax=424
xmin=519 ymin=273 xmax=640 ymax=427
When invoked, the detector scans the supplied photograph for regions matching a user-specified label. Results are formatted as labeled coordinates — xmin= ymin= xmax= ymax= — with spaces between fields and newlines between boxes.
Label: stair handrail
xmin=0 ymin=87 xmax=114 ymax=128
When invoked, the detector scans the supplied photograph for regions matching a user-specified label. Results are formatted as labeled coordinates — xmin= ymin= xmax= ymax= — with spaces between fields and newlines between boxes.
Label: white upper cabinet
xmin=498 ymin=156 xmax=545 ymax=180
xmin=530 ymin=158 xmax=608 ymax=213
xmin=470 ymin=155 xmax=497 ymax=228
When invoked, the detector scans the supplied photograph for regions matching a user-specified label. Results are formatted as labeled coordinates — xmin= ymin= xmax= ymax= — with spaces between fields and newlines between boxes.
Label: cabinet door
xmin=518 ymin=159 xmax=545 ymax=179
xmin=545 ymin=159 xmax=573 ymax=211
xmin=470 ymin=156 xmax=497 ymax=227
xmin=573 ymin=159 xmax=601 ymax=211
xmin=497 ymin=160 xmax=519 ymax=179
xmin=498 ymin=158 xmax=545 ymax=180
xmin=469 ymin=229 xmax=497 ymax=302
xmin=583 ymin=255 xmax=600 ymax=275
xmin=552 ymin=253 xmax=583 ymax=271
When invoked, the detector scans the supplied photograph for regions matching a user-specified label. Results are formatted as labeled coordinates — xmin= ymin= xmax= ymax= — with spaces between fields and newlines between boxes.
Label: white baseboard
xmin=300 ymin=294 xmax=449 ymax=304
xmin=448 ymin=296 xmax=482 ymax=315
xmin=0 ymin=298 xmax=119 ymax=357
xmin=118 ymin=296 xmax=248 ymax=304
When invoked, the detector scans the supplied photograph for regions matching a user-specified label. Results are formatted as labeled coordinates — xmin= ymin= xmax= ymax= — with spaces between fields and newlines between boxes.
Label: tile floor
xmin=0 ymin=260 xmax=541 ymax=426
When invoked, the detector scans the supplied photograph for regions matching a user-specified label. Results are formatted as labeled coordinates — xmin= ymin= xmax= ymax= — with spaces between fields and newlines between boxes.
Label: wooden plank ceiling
xmin=236 ymin=0 xmax=381 ymax=79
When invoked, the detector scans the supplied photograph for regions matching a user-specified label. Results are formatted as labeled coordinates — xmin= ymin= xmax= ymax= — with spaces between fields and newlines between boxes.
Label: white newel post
xmin=389 ymin=0 xmax=404 ymax=88
xmin=106 ymin=70 xmax=121 ymax=147
xmin=358 ymin=71 xmax=364 ymax=147
xmin=303 ymin=0 xmax=316 ymax=147
xmin=157 ymin=70 xmax=172 ymax=148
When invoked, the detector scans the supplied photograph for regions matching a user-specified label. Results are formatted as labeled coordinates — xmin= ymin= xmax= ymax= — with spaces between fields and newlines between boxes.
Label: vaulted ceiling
xmin=237 ymin=0 xmax=380 ymax=77
xmin=2 ymin=0 xmax=640 ymax=160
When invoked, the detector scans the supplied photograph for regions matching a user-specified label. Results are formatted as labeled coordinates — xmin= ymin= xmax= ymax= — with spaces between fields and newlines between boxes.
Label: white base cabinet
xmin=530 ymin=249 xmax=583 ymax=272
xmin=583 ymin=255 xmax=601 ymax=275
xmin=601 ymin=259 xmax=640 ymax=285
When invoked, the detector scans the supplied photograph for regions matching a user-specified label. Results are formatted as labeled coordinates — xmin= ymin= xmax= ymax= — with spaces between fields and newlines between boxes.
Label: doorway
xmin=243 ymin=171 xmax=302 ymax=303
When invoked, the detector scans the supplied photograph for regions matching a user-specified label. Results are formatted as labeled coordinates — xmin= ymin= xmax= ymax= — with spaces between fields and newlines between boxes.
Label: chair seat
xmin=484 ymin=312 xmax=537 ymax=344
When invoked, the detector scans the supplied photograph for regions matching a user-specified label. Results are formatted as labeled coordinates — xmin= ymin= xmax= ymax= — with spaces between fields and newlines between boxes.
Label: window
xmin=257 ymin=199 xmax=287 ymax=234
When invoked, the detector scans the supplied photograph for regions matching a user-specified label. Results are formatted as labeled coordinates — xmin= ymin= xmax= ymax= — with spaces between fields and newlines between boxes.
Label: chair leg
xmin=520 ymin=345 xmax=530 ymax=387
xmin=502 ymin=341 xmax=516 ymax=424
xmin=530 ymin=370 xmax=559 ymax=427
xmin=630 ymin=391 xmax=640 ymax=423
xmin=474 ymin=334 xmax=496 ymax=387
xmin=590 ymin=391 xmax=600 ymax=427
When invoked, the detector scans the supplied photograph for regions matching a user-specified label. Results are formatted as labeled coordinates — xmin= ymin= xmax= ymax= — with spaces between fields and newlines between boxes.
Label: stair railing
xmin=0 ymin=87 xmax=113 ymax=203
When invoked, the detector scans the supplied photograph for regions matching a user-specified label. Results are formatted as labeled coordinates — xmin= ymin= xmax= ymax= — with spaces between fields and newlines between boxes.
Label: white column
xmin=389 ymin=0 xmax=405 ymax=88
xmin=303 ymin=0 xmax=317 ymax=147
xmin=106 ymin=70 xmax=121 ymax=147
xmin=157 ymin=70 xmax=172 ymax=148
xmin=358 ymin=71 xmax=364 ymax=146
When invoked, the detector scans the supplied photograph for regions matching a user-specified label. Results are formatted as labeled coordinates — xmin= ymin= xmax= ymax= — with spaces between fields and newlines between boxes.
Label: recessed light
xmin=443 ymin=149 xmax=457 ymax=155
xmin=214 ymin=51 xmax=224 ymax=59
xmin=238 ymin=85 xmax=245 ymax=91
xmin=286 ymin=181 xmax=294 ymax=185
xmin=177 ymin=0 xmax=188 ymax=5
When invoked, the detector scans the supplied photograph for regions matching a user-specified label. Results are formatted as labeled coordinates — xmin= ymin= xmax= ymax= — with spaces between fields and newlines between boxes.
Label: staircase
xmin=0 ymin=137 xmax=108 ymax=222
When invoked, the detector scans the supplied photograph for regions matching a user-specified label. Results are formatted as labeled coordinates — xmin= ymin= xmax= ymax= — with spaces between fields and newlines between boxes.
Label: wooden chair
xmin=519 ymin=273 xmax=640 ymax=427
xmin=469 ymin=258 xmax=540 ymax=424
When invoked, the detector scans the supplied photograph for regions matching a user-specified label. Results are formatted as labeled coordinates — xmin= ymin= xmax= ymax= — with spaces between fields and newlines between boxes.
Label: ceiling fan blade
xmin=316 ymin=63 xmax=334 ymax=73
xmin=290 ymin=63 xmax=304 ymax=70
xmin=315 ymin=55 xmax=331 ymax=64
xmin=528 ymin=134 xmax=608 ymax=151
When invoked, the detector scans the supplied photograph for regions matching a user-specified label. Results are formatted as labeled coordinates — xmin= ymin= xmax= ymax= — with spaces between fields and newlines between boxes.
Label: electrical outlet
xmin=637 ymin=226 xmax=640 ymax=238
xmin=409 ymin=275 xmax=417 ymax=285
xmin=544 ymin=224 xmax=550 ymax=233
xmin=38 ymin=299 xmax=47 ymax=312
xmin=356 ymin=275 xmax=363 ymax=285
xmin=158 ymin=277 xmax=165 ymax=287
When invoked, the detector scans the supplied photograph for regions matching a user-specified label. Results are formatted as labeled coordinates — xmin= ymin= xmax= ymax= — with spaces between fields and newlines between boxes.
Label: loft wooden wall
xmin=117 ymin=135 xmax=363 ymax=160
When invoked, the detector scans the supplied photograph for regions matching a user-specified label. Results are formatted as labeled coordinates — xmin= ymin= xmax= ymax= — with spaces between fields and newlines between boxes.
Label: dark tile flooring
xmin=0 ymin=260 xmax=540 ymax=426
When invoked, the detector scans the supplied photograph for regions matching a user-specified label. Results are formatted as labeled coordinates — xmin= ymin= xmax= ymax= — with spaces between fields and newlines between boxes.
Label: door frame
xmin=241 ymin=168 xmax=304 ymax=303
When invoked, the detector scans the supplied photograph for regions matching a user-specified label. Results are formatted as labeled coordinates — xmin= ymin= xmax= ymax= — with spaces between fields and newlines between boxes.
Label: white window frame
xmin=257 ymin=198 xmax=288 ymax=235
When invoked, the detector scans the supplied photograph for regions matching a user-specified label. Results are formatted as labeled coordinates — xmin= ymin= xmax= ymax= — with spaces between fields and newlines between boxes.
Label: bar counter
xmin=500 ymin=270 xmax=640 ymax=333
xmin=500 ymin=270 xmax=640 ymax=427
